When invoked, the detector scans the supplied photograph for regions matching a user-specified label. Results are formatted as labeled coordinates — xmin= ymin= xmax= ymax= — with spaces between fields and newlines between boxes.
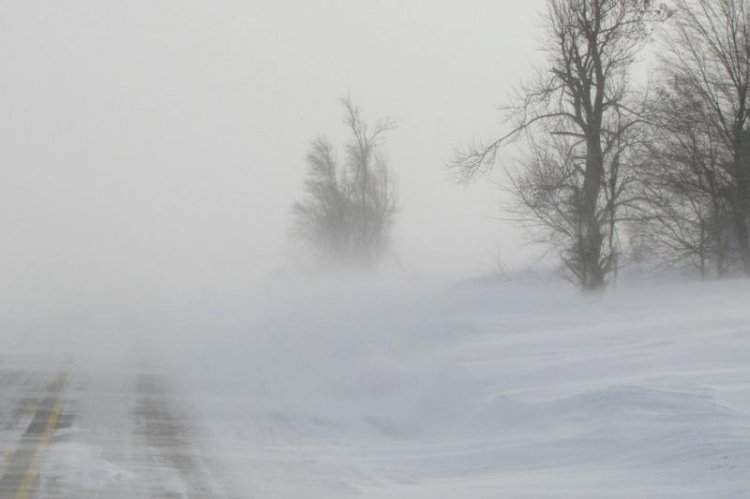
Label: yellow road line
xmin=15 ymin=378 xmax=67 ymax=499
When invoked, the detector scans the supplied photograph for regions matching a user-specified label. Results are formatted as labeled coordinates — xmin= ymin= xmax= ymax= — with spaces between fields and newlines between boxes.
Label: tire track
xmin=135 ymin=373 xmax=220 ymax=498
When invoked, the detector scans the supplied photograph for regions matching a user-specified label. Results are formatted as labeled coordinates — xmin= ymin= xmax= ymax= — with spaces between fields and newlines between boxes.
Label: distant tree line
xmin=453 ymin=0 xmax=750 ymax=290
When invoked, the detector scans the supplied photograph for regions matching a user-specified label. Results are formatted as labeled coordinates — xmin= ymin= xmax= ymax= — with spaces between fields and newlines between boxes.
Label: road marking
xmin=14 ymin=377 xmax=67 ymax=499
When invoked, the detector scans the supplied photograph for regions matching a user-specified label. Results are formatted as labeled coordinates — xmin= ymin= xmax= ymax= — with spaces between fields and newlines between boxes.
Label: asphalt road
xmin=0 ymin=357 xmax=230 ymax=498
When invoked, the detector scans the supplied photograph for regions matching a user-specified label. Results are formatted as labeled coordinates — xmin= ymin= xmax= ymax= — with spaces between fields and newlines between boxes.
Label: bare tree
xmin=342 ymin=98 xmax=398 ymax=263
xmin=631 ymin=74 xmax=733 ymax=278
xmin=660 ymin=0 xmax=750 ymax=274
xmin=453 ymin=0 xmax=662 ymax=290
xmin=292 ymin=138 xmax=351 ymax=262
xmin=292 ymin=99 xmax=397 ymax=268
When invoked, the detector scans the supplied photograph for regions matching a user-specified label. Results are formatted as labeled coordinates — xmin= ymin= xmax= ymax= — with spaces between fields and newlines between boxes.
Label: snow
xmin=143 ymin=278 xmax=750 ymax=497
xmin=3 ymin=277 xmax=749 ymax=497
xmin=40 ymin=441 xmax=135 ymax=491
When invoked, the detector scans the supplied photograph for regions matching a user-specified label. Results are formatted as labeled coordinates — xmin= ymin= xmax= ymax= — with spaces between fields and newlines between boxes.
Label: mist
xmin=1 ymin=2 xmax=749 ymax=498
xmin=0 ymin=0 xmax=543 ymax=321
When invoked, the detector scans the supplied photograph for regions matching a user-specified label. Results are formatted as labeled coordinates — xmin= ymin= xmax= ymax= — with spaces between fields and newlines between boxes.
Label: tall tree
xmin=631 ymin=70 xmax=733 ymax=278
xmin=453 ymin=0 xmax=660 ymax=290
xmin=659 ymin=0 xmax=750 ymax=274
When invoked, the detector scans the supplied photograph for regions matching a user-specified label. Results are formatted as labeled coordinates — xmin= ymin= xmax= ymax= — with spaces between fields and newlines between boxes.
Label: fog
xmin=2 ymin=2 xmax=748 ymax=498
xmin=0 ymin=1 xmax=546 ymax=323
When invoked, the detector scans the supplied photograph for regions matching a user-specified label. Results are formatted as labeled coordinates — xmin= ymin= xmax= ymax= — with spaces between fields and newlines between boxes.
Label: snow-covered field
xmin=2 ymin=277 xmax=749 ymax=497
xmin=149 ymin=278 xmax=750 ymax=498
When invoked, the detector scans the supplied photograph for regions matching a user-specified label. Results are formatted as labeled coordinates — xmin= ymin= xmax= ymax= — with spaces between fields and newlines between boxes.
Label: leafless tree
xmin=453 ymin=0 xmax=663 ymax=290
xmin=292 ymin=99 xmax=397 ymax=268
xmin=292 ymin=138 xmax=351 ymax=261
xmin=659 ymin=0 xmax=750 ymax=274
xmin=631 ymin=74 xmax=734 ymax=278
xmin=342 ymin=98 xmax=398 ymax=264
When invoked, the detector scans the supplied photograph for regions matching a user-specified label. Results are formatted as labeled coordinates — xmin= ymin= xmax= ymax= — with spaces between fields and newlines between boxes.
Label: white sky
xmin=0 ymin=1 xmax=546 ymax=304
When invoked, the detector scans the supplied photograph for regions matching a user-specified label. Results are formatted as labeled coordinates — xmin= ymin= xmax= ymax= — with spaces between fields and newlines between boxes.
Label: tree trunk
xmin=733 ymin=197 xmax=750 ymax=275
xmin=737 ymin=176 xmax=750 ymax=276
xmin=734 ymin=137 xmax=750 ymax=275
xmin=581 ymin=136 xmax=605 ymax=290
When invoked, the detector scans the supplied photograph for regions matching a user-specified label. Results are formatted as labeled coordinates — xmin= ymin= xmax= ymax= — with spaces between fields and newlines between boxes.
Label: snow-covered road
xmin=1 ymin=279 xmax=749 ymax=498
xmin=0 ymin=357 xmax=227 ymax=497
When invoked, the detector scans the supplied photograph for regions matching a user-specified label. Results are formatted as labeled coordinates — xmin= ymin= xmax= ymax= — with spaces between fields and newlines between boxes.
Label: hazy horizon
xmin=0 ymin=1 xmax=548 ymax=314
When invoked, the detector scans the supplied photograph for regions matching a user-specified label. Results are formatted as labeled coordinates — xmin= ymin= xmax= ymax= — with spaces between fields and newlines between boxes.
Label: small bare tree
xmin=453 ymin=0 xmax=662 ymax=290
xmin=292 ymin=99 xmax=397 ymax=268
xmin=292 ymin=139 xmax=351 ymax=261
xmin=342 ymin=98 xmax=398 ymax=263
